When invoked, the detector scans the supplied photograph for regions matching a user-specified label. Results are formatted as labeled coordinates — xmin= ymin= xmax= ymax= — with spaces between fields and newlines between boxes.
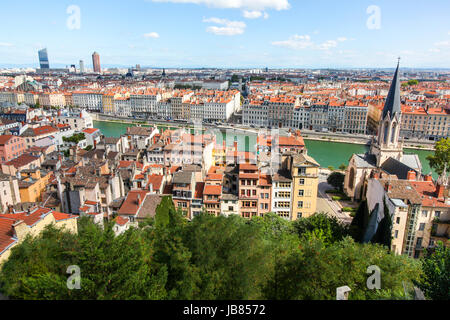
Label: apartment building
xmin=38 ymin=92 xmax=65 ymax=108
xmin=367 ymin=175 xmax=449 ymax=259
xmin=72 ymin=91 xmax=103 ymax=112
xmin=271 ymin=169 xmax=293 ymax=220
xmin=0 ymin=135 xmax=26 ymax=164
xmin=0 ymin=173 xmax=21 ymax=213
xmin=291 ymin=153 xmax=320 ymax=219
xmin=238 ymin=163 xmax=259 ymax=219
xmin=257 ymin=174 xmax=272 ymax=216
xmin=172 ymin=170 xmax=196 ymax=219
xmin=55 ymin=109 xmax=93 ymax=131
xmin=400 ymin=105 xmax=449 ymax=140
xmin=342 ymin=102 xmax=368 ymax=134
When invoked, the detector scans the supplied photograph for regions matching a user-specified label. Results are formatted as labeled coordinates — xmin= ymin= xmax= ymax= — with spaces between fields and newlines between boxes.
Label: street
xmin=316 ymin=170 xmax=353 ymax=225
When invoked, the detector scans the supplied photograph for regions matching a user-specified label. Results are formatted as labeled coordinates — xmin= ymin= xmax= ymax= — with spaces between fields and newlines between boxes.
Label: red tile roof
xmin=239 ymin=163 xmax=258 ymax=171
xmin=204 ymin=185 xmax=222 ymax=195
xmin=0 ymin=217 xmax=17 ymax=255
xmin=4 ymin=153 xmax=38 ymax=169
xmin=147 ymin=174 xmax=164 ymax=191
xmin=82 ymin=128 xmax=99 ymax=134
xmin=118 ymin=190 xmax=149 ymax=216
xmin=115 ymin=216 xmax=129 ymax=226
xmin=33 ymin=126 xmax=58 ymax=136
xmin=0 ymin=135 xmax=14 ymax=145
xmin=409 ymin=181 xmax=450 ymax=208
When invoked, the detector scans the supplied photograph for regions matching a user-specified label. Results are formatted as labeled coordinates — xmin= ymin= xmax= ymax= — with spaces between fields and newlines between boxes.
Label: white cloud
xmin=150 ymin=0 xmax=290 ymax=11
xmin=0 ymin=42 xmax=13 ymax=47
xmin=429 ymin=48 xmax=440 ymax=53
xmin=203 ymin=17 xmax=246 ymax=36
xmin=272 ymin=34 xmax=313 ymax=49
xmin=242 ymin=10 xmax=269 ymax=19
xmin=243 ymin=10 xmax=262 ymax=18
xmin=144 ymin=32 xmax=160 ymax=38
xmin=434 ymin=40 xmax=450 ymax=47
xmin=272 ymin=35 xmax=348 ymax=51
xmin=318 ymin=40 xmax=338 ymax=50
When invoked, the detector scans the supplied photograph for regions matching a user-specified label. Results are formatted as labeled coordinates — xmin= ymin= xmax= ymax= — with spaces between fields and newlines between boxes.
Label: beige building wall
xmin=292 ymin=156 xmax=319 ymax=220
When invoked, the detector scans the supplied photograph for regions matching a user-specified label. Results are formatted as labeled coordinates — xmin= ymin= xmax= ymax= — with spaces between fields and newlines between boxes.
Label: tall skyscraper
xmin=92 ymin=52 xmax=101 ymax=73
xmin=38 ymin=48 xmax=50 ymax=69
xmin=79 ymin=60 xmax=85 ymax=73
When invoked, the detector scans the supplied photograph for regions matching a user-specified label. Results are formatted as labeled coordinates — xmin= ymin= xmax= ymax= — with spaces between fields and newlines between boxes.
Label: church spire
xmin=382 ymin=60 xmax=402 ymax=119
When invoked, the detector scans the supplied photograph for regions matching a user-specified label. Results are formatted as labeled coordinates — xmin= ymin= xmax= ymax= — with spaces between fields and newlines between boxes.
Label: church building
xmin=344 ymin=61 xmax=422 ymax=201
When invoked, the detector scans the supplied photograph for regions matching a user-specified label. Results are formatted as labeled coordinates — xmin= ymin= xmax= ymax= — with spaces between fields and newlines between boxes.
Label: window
xmin=298 ymin=167 xmax=306 ymax=175
xmin=297 ymin=212 xmax=302 ymax=218
xmin=394 ymin=230 xmax=398 ymax=238
xmin=298 ymin=190 xmax=304 ymax=196
xmin=298 ymin=201 xmax=303 ymax=208
xmin=419 ymin=223 xmax=425 ymax=231
xmin=396 ymin=217 xmax=400 ymax=224
xmin=299 ymin=179 xmax=305 ymax=185
xmin=416 ymin=237 xmax=423 ymax=248
xmin=434 ymin=211 xmax=441 ymax=218
xmin=421 ymin=210 xmax=428 ymax=217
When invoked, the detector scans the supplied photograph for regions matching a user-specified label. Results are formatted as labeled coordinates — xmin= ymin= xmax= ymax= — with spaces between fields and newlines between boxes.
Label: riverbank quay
xmin=298 ymin=130 xmax=435 ymax=151
xmin=89 ymin=112 xmax=435 ymax=152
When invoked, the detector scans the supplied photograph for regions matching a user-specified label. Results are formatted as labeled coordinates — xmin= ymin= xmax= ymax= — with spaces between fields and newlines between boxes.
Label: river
xmin=93 ymin=120 xmax=436 ymax=178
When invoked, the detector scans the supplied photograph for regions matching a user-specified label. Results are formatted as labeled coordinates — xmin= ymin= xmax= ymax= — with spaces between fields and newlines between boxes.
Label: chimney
xmin=424 ymin=174 xmax=433 ymax=182
xmin=136 ymin=194 xmax=142 ymax=206
xmin=384 ymin=182 xmax=392 ymax=192
xmin=436 ymin=183 xmax=445 ymax=199
xmin=407 ymin=170 xmax=416 ymax=181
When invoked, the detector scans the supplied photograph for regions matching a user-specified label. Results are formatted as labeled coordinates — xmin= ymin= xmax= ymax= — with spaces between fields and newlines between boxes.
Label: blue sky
xmin=0 ymin=0 xmax=449 ymax=68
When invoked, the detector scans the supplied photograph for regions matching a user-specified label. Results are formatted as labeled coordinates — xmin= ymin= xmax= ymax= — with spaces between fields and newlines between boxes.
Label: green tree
xmin=426 ymin=137 xmax=450 ymax=176
xmin=414 ymin=242 xmax=450 ymax=300
xmin=261 ymin=236 xmax=421 ymax=300
xmin=146 ymin=197 xmax=197 ymax=300
xmin=183 ymin=214 xmax=270 ymax=299
xmin=327 ymin=172 xmax=345 ymax=191
xmin=292 ymin=213 xmax=348 ymax=247
xmin=0 ymin=218 xmax=168 ymax=300
xmin=339 ymin=163 xmax=347 ymax=171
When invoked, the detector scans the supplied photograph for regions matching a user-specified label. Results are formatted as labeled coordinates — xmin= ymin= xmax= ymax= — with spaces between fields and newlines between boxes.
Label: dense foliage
xmin=414 ymin=243 xmax=450 ymax=300
xmin=0 ymin=199 xmax=423 ymax=300
xmin=426 ymin=137 xmax=450 ymax=176
xmin=62 ymin=133 xmax=85 ymax=144
xmin=327 ymin=172 xmax=345 ymax=192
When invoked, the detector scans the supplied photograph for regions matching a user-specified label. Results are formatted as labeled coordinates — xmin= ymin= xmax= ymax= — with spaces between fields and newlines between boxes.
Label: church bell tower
xmin=370 ymin=59 xmax=404 ymax=167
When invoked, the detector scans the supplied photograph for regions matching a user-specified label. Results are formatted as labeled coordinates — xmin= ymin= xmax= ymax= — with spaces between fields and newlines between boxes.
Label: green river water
xmin=93 ymin=120 xmax=436 ymax=178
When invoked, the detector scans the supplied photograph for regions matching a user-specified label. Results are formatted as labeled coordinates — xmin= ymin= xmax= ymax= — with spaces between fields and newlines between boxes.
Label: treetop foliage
xmin=0 ymin=202 xmax=426 ymax=300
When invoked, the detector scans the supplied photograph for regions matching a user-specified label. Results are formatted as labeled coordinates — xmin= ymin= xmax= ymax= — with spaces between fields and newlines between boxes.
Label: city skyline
xmin=0 ymin=0 xmax=449 ymax=69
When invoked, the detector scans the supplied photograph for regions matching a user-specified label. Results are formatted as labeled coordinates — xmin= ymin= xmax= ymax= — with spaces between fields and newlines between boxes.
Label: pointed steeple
xmin=382 ymin=59 xmax=402 ymax=119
